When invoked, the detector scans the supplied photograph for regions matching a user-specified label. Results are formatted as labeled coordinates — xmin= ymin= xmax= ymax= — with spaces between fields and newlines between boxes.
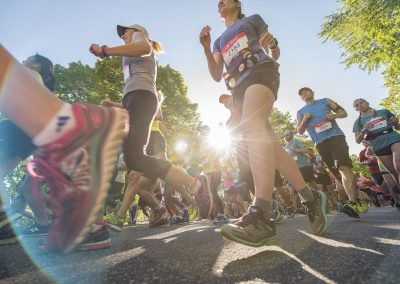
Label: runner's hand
xmin=259 ymin=31 xmax=276 ymax=50
xmin=89 ymin=44 xmax=104 ymax=58
xmin=326 ymin=112 xmax=336 ymax=121
xmin=390 ymin=116 xmax=398 ymax=125
xmin=199 ymin=26 xmax=212 ymax=49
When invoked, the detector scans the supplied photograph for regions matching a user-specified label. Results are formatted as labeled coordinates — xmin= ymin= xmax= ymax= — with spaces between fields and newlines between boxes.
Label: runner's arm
xmin=297 ymin=113 xmax=310 ymax=135
xmin=102 ymin=32 xmax=152 ymax=57
xmin=259 ymin=30 xmax=280 ymax=60
xmin=327 ymin=98 xmax=347 ymax=119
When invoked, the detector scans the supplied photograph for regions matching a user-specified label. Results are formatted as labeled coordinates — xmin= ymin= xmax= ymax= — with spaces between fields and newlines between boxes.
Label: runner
xmin=90 ymin=24 xmax=211 ymax=230
xmin=353 ymin=98 xmax=400 ymax=185
xmin=297 ymin=87 xmax=367 ymax=218
xmin=200 ymin=1 xmax=327 ymax=247
xmin=0 ymin=45 xmax=126 ymax=252
xmin=283 ymin=130 xmax=318 ymax=189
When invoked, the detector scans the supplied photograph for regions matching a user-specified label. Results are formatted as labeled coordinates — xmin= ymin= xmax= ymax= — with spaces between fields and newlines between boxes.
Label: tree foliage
xmin=54 ymin=57 xmax=201 ymax=150
xmin=319 ymin=0 xmax=400 ymax=113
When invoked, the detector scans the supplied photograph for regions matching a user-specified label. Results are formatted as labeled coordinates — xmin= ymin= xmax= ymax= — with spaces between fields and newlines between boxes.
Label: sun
xmin=206 ymin=126 xmax=232 ymax=151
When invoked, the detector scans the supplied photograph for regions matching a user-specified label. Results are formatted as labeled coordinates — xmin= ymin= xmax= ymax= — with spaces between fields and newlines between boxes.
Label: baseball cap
xmin=117 ymin=24 xmax=149 ymax=38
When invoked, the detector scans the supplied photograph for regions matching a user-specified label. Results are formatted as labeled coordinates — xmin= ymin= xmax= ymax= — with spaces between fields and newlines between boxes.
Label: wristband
xmin=101 ymin=45 xmax=109 ymax=58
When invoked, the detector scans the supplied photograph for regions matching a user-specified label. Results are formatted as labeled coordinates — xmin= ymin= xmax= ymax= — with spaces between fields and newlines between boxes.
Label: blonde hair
xmin=150 ymin=40 xmax=163 ymax=54
xmin=233 ymin=0 xmax=245 ymax=19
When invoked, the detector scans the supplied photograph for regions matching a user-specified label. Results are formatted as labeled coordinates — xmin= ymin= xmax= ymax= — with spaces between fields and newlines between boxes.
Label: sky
xmin=0 ymin=0 xmax=388 ymax=155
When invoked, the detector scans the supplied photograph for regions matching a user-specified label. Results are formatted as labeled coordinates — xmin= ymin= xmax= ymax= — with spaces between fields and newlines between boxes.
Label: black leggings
xmin=122 ymin=90 xmax=172 ymax=181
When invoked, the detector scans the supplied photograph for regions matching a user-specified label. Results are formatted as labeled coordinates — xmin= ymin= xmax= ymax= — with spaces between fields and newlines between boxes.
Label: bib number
xmin=314 ymin=120 xmax=332 ymax=134
xmin=367 ymin=117 xmax=388 ymax=131
xmin=222 ymin=32 xmax=249 ymax=66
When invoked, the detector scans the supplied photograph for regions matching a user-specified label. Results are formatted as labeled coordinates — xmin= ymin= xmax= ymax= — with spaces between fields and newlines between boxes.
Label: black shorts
xmin=232 ymin=62 xmax=280 ymax=112
xmin=299 ymin=165 xmax=315 ymax=183
xmin=146 ymin=131 xmax=167 ymax=156
xmin=370 ymin=172 xmax=384 ymax=186
xmin=316 ymin=135 xmax=352 ymax=176
xmin=0 ymin=120 xmax=35 ymax=160
xmin=374 ymin=142 xmax=400 ymax=156
xmin=315 ymin=172 xmax=331 ymax=186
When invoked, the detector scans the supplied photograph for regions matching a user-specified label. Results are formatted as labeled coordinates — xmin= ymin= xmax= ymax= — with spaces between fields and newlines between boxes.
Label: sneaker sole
xmin=76 ymin=238 xmax=111 ymax=251
xmin=218 ymin=227 xmax=278 ymax=247
xmin=342 ymin=205 xmax=360 ymax=218
xmin=316 ymin=191 xmax=328 ymax=235
xmin=64 ymin=106 xmax=126 ymax=253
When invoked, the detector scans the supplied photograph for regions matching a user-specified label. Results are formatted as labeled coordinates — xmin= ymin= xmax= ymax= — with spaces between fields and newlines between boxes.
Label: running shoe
xmin=170 ymin=215 xmax=185 ymax=225
xmin=213 ymin=213 xmax=229 ymax=225
xmin=149 ymin=215 xmax=170 ymax=228
xmin=302 ymin=190 xmax=328 ymax=235
xmin=104 ymin=212 xmax=125 ymax=232
xmin=343 ymin=202 xmax=360 ymax=218
xmin=77 ymin=223 xmax=111 ymax=251
xmin=18 ymin=223 xmax=50 ymax=236
xmin=219 ymin=206 xmax=277 ymax=247
xmin=151 ymin=205 xmax=167 ymax=225
xmin=27 ymin=103 xmax=125 ymax=253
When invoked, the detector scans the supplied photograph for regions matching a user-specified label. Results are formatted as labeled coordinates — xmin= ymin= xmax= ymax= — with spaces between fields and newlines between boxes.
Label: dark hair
xmin=298 ymin=87 xmax=313 ymax=95
xmin=353 ymin=98 xmax=376 ymax=129
xmin=233 ymin=0 xmax=245 ymax=19
xmin=32 ymin=54 xmax=56 ymax=92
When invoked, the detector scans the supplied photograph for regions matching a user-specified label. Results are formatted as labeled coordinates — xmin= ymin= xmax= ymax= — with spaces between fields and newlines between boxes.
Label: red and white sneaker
xmin=27 ymin=103 xmax=125 ymax=253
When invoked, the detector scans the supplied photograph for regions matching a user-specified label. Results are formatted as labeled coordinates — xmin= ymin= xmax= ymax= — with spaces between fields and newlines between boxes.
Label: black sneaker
xmin=302 ymin=190 xmax=328 ymax=235
xmin=342 ymin=202 xmax=360 ymax=218
xmin=219 ymin=206 xmax=277 ymax=247
xmin=77 ymin=223 xmax=111 ymax=251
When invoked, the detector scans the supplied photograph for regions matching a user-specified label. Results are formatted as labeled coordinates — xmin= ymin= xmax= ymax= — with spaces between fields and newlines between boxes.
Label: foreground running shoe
xmin=18 ymin=223 xmax=50 ymax=237
xmin=302 ymin=190 xmax=328 ymax=235
xmin=27 ymin=103 xmax=125 ymax=253
xmin=219 ymin=206 xmax=277 ymax=247
xmin=77 ymin=223 xmax=111 ymax=251
xmin=343 ymin=202 xmax=360 ymax=218
xmin=104 ymin=212 xmax=125 ymax=232
xmin=149 ymin=215 xmax=170 ymax=228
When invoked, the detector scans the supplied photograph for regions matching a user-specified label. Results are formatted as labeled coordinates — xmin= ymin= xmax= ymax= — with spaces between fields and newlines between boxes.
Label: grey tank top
xmin=122 ymin=52 xmax=157 ymax=97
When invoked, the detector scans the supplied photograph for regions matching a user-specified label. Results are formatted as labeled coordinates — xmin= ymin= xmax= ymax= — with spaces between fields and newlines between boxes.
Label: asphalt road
xmin=1 ymin=207 xmax=400 ymax=284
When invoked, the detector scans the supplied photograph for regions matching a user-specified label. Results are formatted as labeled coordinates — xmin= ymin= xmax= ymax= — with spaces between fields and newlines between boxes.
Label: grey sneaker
xmin=302 ymin=190 xmax=328 ymax=235
xmin=219 ymin=206 xmax=277 ymax=247
xmin=151 ymin=205 xmax=167 ymax=225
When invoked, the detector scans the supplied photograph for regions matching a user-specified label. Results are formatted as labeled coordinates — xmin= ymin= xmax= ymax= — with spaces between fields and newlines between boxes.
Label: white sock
xmin=33 ymin=103 xmax=76 ymax=146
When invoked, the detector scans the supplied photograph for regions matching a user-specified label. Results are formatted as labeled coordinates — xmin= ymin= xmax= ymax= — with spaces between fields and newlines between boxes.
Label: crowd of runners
xmin=1 ymin=0 xmax=400 ymax=253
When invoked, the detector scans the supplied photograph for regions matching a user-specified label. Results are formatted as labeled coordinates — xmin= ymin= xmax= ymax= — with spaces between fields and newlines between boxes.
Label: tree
xmin=54 ymin=58 xmax=201 ymax=152
xmin=319 ymin=0 xmax=400 ymax=114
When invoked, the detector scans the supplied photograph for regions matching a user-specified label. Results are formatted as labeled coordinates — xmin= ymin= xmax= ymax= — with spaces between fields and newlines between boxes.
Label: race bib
xmin=123 ymin=65 xmax=130 ymax=82
xmin=222 ymin=32 xmax=249 ymax=66
xmin=313 ymin=120 xmax=332 ymax=134
xmin=367 ymin=117 xmax=388 ymax=131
